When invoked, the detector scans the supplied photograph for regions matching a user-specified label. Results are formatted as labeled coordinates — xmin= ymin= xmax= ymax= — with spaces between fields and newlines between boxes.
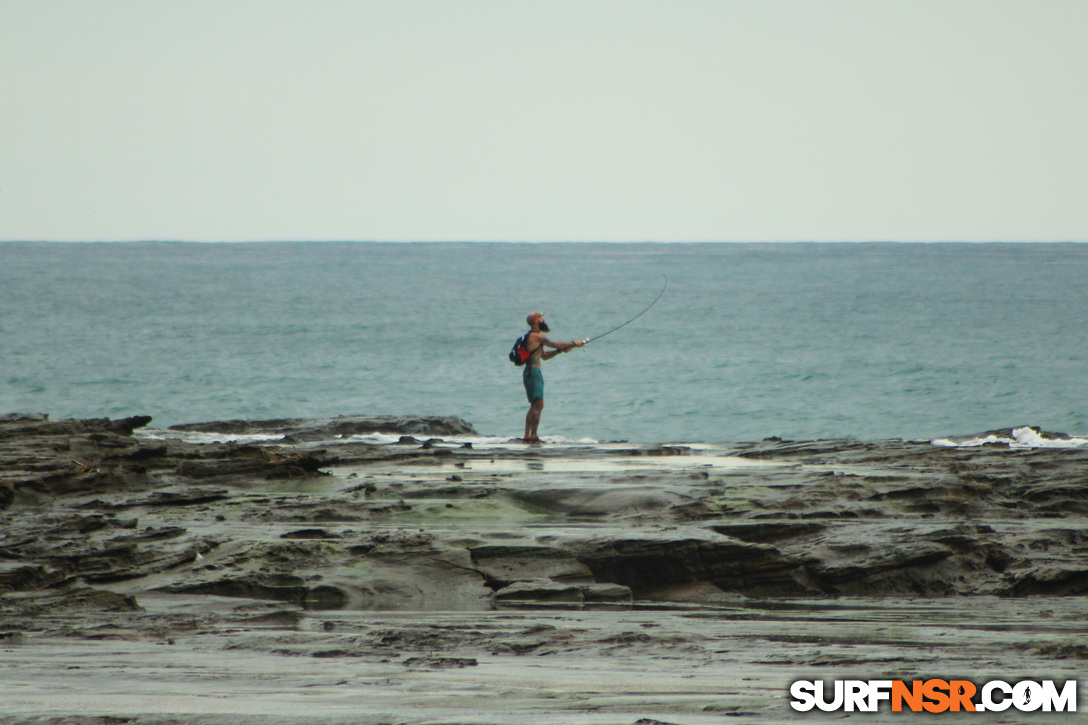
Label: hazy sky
xmin=2 ymin=1 xmax=1086 ymax=242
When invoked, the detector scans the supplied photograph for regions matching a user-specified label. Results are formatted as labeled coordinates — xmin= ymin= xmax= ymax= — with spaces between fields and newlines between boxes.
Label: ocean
xmin=2 ymin=241 xmax=1086 ymax=445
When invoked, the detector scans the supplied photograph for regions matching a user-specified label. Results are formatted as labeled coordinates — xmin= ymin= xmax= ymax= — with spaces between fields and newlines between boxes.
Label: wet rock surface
xmin=2 ymin=414 xmax=1087 ymax=723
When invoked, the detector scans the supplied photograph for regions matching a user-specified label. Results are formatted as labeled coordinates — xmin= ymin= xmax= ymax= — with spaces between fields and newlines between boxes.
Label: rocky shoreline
xmin=2 ymin=413 xmax=1087 ymax=723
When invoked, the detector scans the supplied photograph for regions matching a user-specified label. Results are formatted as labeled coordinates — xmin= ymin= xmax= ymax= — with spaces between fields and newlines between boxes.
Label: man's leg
xmin=524 ymin=399 xmax=544 ymax=441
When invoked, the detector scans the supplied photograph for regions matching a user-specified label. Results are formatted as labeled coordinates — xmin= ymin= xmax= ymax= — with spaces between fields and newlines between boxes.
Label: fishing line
xmin=581 ymin=275 xmax=668 ymax=346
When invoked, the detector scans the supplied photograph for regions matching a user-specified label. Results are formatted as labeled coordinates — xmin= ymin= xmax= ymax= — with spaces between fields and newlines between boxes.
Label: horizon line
xmin=3 ymin=239 xmax=1086 ymax=245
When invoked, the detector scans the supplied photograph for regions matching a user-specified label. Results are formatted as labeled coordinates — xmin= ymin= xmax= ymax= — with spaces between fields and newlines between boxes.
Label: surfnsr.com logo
xmin=790 ymin=679 xmax=1077 ymax=713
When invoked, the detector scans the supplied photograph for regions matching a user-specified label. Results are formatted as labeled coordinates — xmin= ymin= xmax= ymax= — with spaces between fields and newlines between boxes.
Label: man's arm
xmin=536 ymin=335 xmax=584 ymax=358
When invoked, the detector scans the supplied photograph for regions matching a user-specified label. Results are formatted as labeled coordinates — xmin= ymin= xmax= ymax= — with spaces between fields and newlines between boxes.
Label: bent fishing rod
xmin=579 ymin=275 xmax=668 ymax=346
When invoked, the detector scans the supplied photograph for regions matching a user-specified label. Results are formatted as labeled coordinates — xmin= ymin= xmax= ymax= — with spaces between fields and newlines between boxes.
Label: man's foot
xmin=516 ymin=437 xmax=544 ymax=444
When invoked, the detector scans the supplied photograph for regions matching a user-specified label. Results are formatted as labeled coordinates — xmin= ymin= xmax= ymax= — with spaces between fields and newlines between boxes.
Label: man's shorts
xmin=523 ymin=366 xmax=544 ymax=403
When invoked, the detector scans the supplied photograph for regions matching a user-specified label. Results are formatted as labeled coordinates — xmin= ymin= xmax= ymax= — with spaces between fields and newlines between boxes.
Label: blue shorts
xmin=523 ymin=366 xmax=544 ymax=403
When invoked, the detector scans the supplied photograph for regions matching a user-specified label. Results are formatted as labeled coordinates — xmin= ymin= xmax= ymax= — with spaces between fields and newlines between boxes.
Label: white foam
xmin=136 ymin=429 xmax=287 ymax=445
xmin=932 ymin=433 xmax=1002 ymax=448
xmin=1009 ymin=427 xmax=1088 ymax=448
xmin=932 ymin=426 xmax=1088 ymax=449
xmin=346 ymin=432 xmax=408 ymax=445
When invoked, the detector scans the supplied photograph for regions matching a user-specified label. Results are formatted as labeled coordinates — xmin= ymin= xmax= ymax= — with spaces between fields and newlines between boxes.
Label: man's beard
xmin=539 ymin=321 xmax=550 ymax=333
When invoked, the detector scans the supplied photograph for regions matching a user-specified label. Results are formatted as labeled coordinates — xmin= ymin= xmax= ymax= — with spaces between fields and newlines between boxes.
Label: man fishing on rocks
xmin=518 ymin=311 xmax=584 ymax=443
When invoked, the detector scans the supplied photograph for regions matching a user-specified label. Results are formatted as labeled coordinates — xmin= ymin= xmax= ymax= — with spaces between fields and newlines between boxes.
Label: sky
xmin=1 ymin=1 xmax=1086 ymax=243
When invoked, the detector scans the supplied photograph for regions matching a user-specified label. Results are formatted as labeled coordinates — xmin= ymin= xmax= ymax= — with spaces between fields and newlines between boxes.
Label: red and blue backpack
xmin=509 ymin=332 xmax=532 ymax=366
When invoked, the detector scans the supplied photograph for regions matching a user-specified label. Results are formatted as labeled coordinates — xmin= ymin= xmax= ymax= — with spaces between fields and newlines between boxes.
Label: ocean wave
xmin=932 ymin=426 xmax=1088 ymax=449
xmin=136 ymin=429 xmax=288 ymax=445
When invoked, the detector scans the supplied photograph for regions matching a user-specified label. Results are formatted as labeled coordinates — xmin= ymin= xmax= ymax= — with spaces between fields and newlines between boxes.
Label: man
xmin=521 ymin=311 xmax=584 ymax=443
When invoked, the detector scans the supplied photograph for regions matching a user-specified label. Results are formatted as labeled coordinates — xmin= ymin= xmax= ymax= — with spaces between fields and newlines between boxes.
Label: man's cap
xmin=526 ymin=311 xmax=545 ymax=326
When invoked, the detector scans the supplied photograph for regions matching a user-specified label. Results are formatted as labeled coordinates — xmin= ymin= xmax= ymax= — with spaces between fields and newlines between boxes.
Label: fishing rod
xmin=580 ymin=275 xmax=668 ymax=346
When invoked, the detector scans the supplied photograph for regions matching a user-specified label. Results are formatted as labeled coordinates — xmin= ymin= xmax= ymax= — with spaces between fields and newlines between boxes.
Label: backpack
xmin=509 ymin=332 xmax=532 ymax=366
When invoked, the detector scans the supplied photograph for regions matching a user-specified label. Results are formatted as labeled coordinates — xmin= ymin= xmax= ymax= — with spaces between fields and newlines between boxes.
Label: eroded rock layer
xmin=3 ymin=414 xmax=1088 ymax=616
